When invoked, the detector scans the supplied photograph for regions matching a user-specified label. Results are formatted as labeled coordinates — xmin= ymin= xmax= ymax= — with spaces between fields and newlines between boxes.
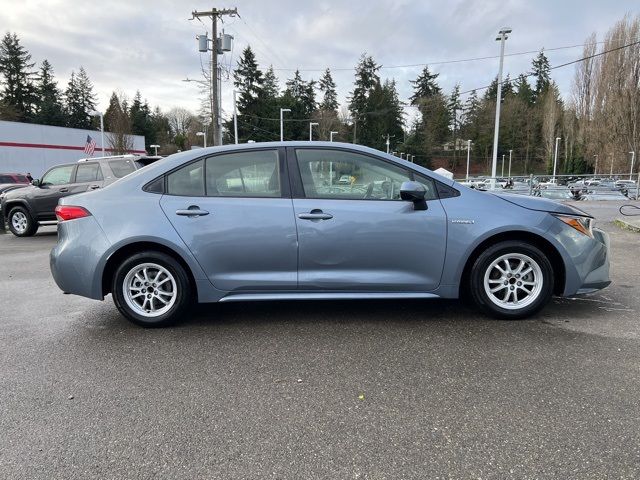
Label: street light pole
xmin=196 ymin=131 xmax=207 ymax=148
xmin=501 ymin=154 xmax=505 ymax=177
xmin=330 ymin=131 xmax=338 ymax=142
xmin=280 ymin=108 xmax=291 ymax=142
xmin=466 ymin=140 xmax=472 ymax=180
xmin=553 ymin=137 xmax=560 ymax=182
xmin=630 ymin=151 xmax=635 ymax=180
xmin=150 ymin=144 xmax=160 ymax=156
xmin=508 ymin=149 xmax=513 ymax=178
xmin=89 ymin=111 xmax=105 ymax=156
xmin=490 ymin=27 xmax=512 ymax=189
xmin=309 ymin=122 xmax=319 ymax=141
xmin=233 ymin=90 xmax=239 ymax=144
xmin=594 ymin=155 xmax=598 ymax=176
xmin=610 ymin=154 xmax=614 ymax=176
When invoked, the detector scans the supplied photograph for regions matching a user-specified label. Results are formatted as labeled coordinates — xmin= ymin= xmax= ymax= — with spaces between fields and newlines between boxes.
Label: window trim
xmin=289 ymin=146 xmax=441 ymax=202
xmin=158 ymin=147 xmax=290 ymax=199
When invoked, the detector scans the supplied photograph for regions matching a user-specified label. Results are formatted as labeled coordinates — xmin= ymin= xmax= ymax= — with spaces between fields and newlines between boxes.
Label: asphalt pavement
xmin=1 ymin=200 xmax=639 ymax=479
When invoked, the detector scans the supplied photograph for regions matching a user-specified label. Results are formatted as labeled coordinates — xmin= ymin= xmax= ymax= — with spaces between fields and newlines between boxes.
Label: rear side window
xmin=205 ymin=150 xmax=280 ymax=197
xmin=75 ymin=163 xmax=103 ymax=183
xmin=167 ymin=160 xmax=205 ymax=196
xmin=41 ymin=165 xmax=74 ymax=186
xmin=109 ymin=159 xmax=136 ymax=178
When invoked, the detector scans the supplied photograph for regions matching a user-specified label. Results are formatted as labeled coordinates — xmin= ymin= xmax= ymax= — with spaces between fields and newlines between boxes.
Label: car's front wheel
xmin=469 ymin=241 xmax=554 ymax=319
xmin=8 ymin=206 xmax=38 ymax=237
xmin=112 ymin=251 xmax=192 ymax=327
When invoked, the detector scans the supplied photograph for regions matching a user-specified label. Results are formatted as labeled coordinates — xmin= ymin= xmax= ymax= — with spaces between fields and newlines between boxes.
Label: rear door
xmin=32 ymin=164 xmax=76 ymax=219
xmin=290 ymin=147 xmax=448 ymax=292
xmin=73 ymin=162 xmax=105 ymax=192
xmin=160 ymin=148 xmax=298 ymax=292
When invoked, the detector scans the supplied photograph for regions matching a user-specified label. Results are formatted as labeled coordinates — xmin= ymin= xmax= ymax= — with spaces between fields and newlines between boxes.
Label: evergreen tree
xmin=348 ymin=54 xmax=380 ymax=118
xmin=0 ymin=32 xmax=36 ymax=121
xmin=232 ymin=46 xmax=271 ymax=142
xmin=233 ymin=46 xmax=264 ymax=111
xmin=65 ymin=67 xmax=96 ymax=129
xmin=409 ymin=65 xmax=441 ymax=105
xmin=262 ymin=66 xmax=280 ymax=98
xmin=33 ymin=59 xmax=65 ymax=126
xmin=318 ymin=68 xmax=338 ymax=112
xmin=514 ymin=74 xmax=534 ymax=105
xmin=531 ymin=50 xmax=551 ymax=100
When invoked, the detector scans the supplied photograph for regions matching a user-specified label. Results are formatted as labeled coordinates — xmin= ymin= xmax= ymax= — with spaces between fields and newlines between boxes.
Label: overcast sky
xmin=2 ymin=0 xmax=638 ymax=125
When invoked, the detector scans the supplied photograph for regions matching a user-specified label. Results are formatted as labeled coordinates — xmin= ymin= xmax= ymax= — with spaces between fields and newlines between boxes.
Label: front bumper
xmin=50 ymin=216 xmax=111 ymax=300
xmin=573 ymin=227 xmax=611 ymax=294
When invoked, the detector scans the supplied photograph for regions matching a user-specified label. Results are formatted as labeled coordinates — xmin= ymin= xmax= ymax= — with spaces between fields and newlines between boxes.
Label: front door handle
xmin=89 ymin=184 xmax=100 ymax=190
xmin=298 ymin=209 xmax=333 ymax=221
xmin=176 ymin=205 xmax=210 ymax=217
xmin=59 ymin=187 xmax=69 ymax=193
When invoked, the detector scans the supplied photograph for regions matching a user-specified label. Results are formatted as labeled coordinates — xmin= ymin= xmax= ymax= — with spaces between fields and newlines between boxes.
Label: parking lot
xmin=1 ymin=200 xmax=639 ymax=479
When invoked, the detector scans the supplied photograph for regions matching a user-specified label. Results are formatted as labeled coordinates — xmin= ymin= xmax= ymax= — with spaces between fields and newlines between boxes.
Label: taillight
xmin=55 ymin=205 xmax=91 ymax=222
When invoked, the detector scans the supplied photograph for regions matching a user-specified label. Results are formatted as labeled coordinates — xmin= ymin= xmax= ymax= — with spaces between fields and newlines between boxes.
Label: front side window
xmin=167 ymin=160 xmax=205 ymax=196
xmin=75 ymin=163 xmax=103 ymax=183
xmin=296 ymin=149 xmax=412 ymax=200
xmin=206 ymin=150 xmax=280 ymax=197
xmin=41 ymin=165 xmax=74 ymax=186
xmin=109 ymin=159 xmax=136 ymax=178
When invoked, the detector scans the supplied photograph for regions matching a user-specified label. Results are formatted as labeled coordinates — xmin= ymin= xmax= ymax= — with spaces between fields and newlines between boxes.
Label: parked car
xmin=49 ymin=142 xmax=611 ymax=327
xmin=0 ymin=173 xmax=31 ymax=184
xmin=1 ymin=155 xmax=160 ymax=236
xmin=537 ymin=188 xmax=575 ymax=201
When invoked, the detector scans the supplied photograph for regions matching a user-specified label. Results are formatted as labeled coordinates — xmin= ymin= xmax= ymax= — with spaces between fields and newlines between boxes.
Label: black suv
xmin=1 ymin=155 xmax=160 ymax=237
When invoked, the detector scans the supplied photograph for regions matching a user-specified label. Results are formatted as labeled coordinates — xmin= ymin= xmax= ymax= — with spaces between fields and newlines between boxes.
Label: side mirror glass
xmin=400 ymin=181 xmax=428 ymax=210
xmin=31 ymin=179 xmax=41 ymax=187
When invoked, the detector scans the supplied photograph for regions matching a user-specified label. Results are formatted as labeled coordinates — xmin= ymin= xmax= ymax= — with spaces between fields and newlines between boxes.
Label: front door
xmin=32 ymin=164 xmax=77 ymax=220
xmin=291 ymin=148 xmax=448 ymax=292
xmin=160 ymin=149 xmax=298 ymax=292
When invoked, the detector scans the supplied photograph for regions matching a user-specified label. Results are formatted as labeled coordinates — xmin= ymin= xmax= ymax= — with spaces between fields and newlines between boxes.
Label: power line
xmin=460 ymin=38 xmax=640 ymax=95
xmin=263 ymin=41 xmax=614 ymax=73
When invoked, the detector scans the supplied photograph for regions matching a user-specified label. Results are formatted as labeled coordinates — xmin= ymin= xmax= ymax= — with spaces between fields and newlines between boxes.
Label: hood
xmin=491 ymin=193 xmax=592 ymax=217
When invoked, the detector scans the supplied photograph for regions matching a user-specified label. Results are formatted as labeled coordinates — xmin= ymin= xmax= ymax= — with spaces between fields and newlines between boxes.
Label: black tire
xmin=112 ymin=251 xmax=193 ymax=327
xmin=8 ymin=206 xmax=38 ymax=237
xmin=469 ymin=241 xmax=554 ymax=320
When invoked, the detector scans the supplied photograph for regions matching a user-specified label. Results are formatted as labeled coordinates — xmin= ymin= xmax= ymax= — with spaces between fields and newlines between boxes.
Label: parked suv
xmin=1 ymin=155 xmax=160 ymax=237
xmin=0 ymin=173 xmax=31 ymax=184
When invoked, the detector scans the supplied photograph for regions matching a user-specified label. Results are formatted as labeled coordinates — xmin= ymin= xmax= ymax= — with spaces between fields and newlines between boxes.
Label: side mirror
xmin=31 ymin=179 xmax=41 ymax=187
xmin=400 ymin=181 xmax=428 ymax=210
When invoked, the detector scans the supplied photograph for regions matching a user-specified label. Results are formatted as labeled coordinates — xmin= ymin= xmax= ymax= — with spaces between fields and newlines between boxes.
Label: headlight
xmin=554 ymin=214 xmax=594 ymax=238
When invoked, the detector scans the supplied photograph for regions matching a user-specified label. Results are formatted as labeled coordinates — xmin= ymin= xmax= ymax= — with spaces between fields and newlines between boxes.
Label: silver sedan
xmin=50 ymin=142 xmax=610 ymax=327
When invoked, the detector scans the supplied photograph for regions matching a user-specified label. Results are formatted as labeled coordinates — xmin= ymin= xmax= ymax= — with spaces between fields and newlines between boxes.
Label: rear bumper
xmin=50 ymin=216 xmax=111 ymax=300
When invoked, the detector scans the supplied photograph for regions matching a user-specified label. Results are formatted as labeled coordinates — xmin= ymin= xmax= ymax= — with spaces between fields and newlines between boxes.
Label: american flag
xmin=84 ymin=135 xmax=96 ymax=156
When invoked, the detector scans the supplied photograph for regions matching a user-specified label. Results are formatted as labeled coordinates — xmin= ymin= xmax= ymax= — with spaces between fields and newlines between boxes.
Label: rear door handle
xmin=89 ymin=184 xmax=100 ymax=190
xmin=298 ymin=209 xmax=333 ymax=221
xmin=59 ymin=188 xmax=69 ymax=193
xmin=176 ymin=206 xmax=210 ymax=217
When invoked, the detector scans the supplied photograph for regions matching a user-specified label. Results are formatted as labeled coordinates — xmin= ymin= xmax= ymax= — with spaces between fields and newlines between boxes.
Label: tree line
xmin=2 ymin=13 xmax=638 ymax=173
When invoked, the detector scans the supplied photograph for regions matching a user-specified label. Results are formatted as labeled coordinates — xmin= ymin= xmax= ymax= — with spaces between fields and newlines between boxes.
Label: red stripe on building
xmin=0 ymin=141 xmax=146 ymax=154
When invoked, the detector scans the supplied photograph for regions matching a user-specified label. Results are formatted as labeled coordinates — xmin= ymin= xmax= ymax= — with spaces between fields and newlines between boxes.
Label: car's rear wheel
xmin=8 ymin=206 xmax=38 ymax=237
xmin=469 ymin=241 xmax=554 ymax=319
xmin=112 ymin=251 xmax=192 ymax=327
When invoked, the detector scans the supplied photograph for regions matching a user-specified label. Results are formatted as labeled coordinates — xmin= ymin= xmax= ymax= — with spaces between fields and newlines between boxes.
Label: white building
xmin=0 ymin=120 xmax=145 ymax=177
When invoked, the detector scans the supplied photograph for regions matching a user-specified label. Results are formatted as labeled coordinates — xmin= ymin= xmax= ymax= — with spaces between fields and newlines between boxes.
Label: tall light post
xmin=150 ymin=144 xmax=160 ymax=156
xmin=466 ymin=140 xmax=472 ymax=180
xmin=508 ymin=149 xmax=513 ymax=178
xmin=552 ymin=137 xmax=561 ymax=182
xmin=280 ymin=108 xmax=291 ymax=142
xmin=330 ymin=131 xmax=338 ymax=142
xmin=89 ymin=110 xmax=105 ymax=156
xmin=501 ymin=154 xmax=505 ymax=177
xmin=233 ymin=90 xmax=239 ymax=145
xmin=196 ymin=131 xmax=207 ymax=148
xmin=309 ymin=122 xmax=319 ymax=141
xmin=490 ymin=27 xmax=512 ymax=189
xmin=630 ymin=151 xmax=635 ymax=180
xmin=610 ymin=154 xmax=614 ymax=176
xmin=594 ymin=155 xmax=598 ymax=176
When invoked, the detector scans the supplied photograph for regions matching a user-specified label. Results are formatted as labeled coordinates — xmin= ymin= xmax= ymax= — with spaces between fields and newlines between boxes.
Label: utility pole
xmin=191 ymin=7 xmax=238 ymax=146
xmin=630 ymin=151 xmax=635 ymax=180
xmin=233 ymin=90 xmax=238 ymax=144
